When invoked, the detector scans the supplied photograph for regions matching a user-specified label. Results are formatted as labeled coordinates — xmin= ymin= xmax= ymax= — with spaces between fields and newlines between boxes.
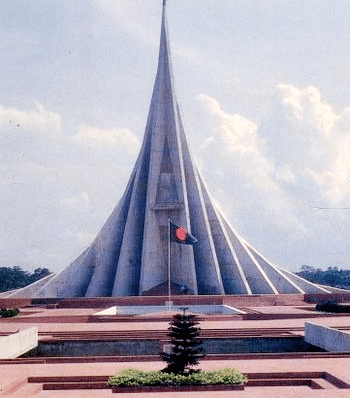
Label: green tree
xmin=296 ymin=265 xmax=350 ymax=289
xmin=0 ymin=266 xmax=51 ymax=293
xmin=28 ymin=268 xmax=51 ymax=284
xmin=0 ymin=267 xmax=29 ymax=292
xmin=161 ymin=308 xmax=205 ymax=374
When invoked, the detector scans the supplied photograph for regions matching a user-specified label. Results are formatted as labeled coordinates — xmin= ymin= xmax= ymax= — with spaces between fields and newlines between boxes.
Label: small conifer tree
xmin=161 ymin=308 xmax=204 ymax=374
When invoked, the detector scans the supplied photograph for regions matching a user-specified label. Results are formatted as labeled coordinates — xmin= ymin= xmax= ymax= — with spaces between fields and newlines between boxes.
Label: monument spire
xmin=5 ymin=2 xmax=338 ymax=298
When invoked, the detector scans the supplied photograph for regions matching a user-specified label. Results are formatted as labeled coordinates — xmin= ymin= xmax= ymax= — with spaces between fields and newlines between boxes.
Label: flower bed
xmin=108 ymin=367 xmax=247 ymax=392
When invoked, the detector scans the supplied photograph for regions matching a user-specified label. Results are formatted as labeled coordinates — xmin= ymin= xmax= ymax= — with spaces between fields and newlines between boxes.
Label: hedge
xmin=0 ymin=308 xmax=20 ymax=318
xmin=108 ymin=367 xmax=247 ymax=387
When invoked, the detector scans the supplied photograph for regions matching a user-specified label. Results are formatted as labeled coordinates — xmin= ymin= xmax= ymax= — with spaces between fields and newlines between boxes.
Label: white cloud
xmin=72 ymin=124 xmax=139 ymax=152
xmin=0 ymin=103 xmax=141 ymax=271
xmin=193 ymin=88 xmax=350 ymax=270
xmin=0 ymin=103 xmax=61 ymax=136
xmin=62 ymin=191 xmax=90 ymax=209
xmin=0 ymin=104 xmax=63 ymax=188
xmin=260 ymin=84 xmax=350 ymax=206
xmin=195 ymin=93 xmax=273 ymax=195
xmin=193 ymin=93 xmax=306 ymax=242
xmin=196 ymin=93 xmax=258 ymax=154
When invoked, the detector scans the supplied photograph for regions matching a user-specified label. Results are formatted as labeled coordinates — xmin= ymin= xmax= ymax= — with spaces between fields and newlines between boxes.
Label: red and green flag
xmin=169 ymin=220 xmax=198 ymax=245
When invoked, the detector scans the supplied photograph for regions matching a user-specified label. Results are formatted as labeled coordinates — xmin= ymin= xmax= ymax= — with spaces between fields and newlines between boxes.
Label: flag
xmin=169 ymin=220 xmax=198 ymax=245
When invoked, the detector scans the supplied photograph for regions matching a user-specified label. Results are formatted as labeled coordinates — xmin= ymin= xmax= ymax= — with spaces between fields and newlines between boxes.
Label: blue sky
xmin=1 ymin=0 xmax=350 ymax=273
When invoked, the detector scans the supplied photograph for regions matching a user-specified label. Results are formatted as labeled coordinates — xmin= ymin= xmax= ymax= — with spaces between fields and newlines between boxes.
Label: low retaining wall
xmin=30 ymin=294 xmax=306 ymax=308
xmin=0 ymin=298 xmax=32 ymax=308
xmin=30 ymin=336 xmax=319 ymax=357
xmin=37 ymin=340 xmax=159 ymax=357
xmin=0 ymin=327 xmax=38 ymax=359
xmin=305 ymin=322 xmax=350 ymax=352
xmin=304 ymin=293 xmax=350 ymax=304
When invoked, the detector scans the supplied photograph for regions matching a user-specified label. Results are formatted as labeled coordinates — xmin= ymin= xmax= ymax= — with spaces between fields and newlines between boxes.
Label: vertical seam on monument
xmin=166 ymin=4 xmax=195 ymax=294
xmin=215 ymin=200 xmax=278 ymax=295
xmin=193 ymin=166 xmax=225 ymax=295
xmin=138 ymin=4 xmax=167 ymax=296
xmin=196 ymin=173 xmax=251 ymax=295
xmin=238 ymin=238 xmax=279 ymax=294
xmin=196 ymin=172 xmax=252 ymax=295
xmin=85 ymin=169 xmax=137 ymax=297
xmin=177 ymin=109 xmax=223 ymax=295
xmin=213 ymin=207 xmax=252 ymax=295
xmin=161 ymin=5 xmax=191 ymax=230
xmin=215 ymin=217 xmax=252 ymax=294
xmin=112 ymin=117 xmax=152 ymax=296
xmin=244 ymin=242 xmax=305 ymax=294
xmin=174 ymin=103 xmax=191 ymax=231
xmin=175 ymin=104 xmax=198 ymax=293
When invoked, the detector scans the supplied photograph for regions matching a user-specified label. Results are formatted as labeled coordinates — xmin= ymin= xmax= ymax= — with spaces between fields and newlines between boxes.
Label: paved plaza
xmin=1 ymin=299 xmax=350 ymax=397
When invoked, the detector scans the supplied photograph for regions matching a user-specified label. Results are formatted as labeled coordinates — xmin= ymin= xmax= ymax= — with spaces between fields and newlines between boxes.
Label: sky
xmin=1 ymin=0 xmax=350 ymax=273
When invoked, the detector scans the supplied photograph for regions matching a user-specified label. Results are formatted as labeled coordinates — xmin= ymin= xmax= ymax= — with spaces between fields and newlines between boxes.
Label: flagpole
xmin=167 ymin=218 xmax=171 ymax=310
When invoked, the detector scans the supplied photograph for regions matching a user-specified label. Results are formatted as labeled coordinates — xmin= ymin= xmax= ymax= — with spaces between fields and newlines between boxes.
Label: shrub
xmin=0 ymin=308 xmax=20 ymax=318
xmin=315 ymin=301 xmax=350 ymax=313
xmin=108 ymin=368 xmax=247 ymax=387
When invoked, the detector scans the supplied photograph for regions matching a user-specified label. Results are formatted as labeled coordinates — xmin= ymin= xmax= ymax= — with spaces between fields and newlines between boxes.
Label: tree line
xmin=1 ymin=264 xmax=349 ymax=294
xmin=296 ymin=265 xmax=350 ymax=290
xmin=0 ymin=267 xmax=51 ymax=293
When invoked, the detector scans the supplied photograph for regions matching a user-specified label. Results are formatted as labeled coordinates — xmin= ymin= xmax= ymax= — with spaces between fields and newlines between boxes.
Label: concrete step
xmin=38 ymin=326 xmax=305 ymax=342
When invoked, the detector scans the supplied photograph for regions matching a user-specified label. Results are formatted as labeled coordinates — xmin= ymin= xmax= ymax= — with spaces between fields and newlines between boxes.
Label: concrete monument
xmin=6 ymin=1 xmax=338 ymax=298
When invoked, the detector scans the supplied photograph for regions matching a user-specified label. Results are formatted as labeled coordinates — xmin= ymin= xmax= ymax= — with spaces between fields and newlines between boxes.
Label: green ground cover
xmin=108 ymin=368 xmax=247 ymax=387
